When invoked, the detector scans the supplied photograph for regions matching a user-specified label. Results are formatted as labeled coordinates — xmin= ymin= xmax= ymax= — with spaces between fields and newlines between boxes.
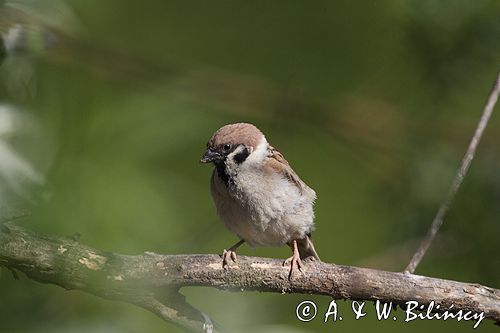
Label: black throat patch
xmin=215 ymin=161 xmax=231 ymax=186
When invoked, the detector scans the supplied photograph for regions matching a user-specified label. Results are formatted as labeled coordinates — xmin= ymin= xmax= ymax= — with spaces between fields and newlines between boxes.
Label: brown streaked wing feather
xmin=267 ymin=145 xmax=306 ymax=194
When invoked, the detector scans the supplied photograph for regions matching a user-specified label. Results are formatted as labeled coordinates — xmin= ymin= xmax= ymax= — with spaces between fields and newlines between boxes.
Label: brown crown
xmin=208 ymin=123 xmax=264 ymax=149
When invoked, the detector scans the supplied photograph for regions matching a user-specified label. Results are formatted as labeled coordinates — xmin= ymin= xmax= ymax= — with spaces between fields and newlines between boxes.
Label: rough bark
xmin=1 ymin=222 xmax=499 ymax=332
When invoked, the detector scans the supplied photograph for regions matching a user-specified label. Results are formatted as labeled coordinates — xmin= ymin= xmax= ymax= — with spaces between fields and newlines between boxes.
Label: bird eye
xmin=223 ymin=144 xmax=231 ymax=152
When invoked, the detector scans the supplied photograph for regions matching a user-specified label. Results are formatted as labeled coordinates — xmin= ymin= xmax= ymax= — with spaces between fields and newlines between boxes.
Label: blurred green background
xmin=1 ymin=0 xmax=499 ymax=332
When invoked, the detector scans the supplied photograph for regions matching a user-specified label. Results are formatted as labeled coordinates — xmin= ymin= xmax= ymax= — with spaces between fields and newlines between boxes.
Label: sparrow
xmin=200 ymin=123 xmax=320 ymax=277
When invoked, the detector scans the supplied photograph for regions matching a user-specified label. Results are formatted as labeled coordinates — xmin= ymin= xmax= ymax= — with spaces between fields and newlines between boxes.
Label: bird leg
xmin=283 ymin=239 xmax=303 ymax=279
xmin=222 ymin=239 xmax=245 ymax=269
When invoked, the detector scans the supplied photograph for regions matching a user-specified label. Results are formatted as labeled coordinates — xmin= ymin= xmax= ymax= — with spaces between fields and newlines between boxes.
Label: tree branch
xmin=1 ymin=222 xmax=499 ymax=331
xmin=0 ymin=222 xmax=220 ymax=333
xmin=405 ymin=72 xmax=500 ymax=274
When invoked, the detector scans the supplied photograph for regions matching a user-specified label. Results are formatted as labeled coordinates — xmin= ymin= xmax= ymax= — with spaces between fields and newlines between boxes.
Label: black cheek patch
xmin=233 ymin=147 xmax=250 ymax=164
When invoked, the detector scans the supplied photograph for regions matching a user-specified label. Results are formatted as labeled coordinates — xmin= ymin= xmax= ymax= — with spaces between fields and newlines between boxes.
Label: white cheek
xmin=225 ymin=146 xmax=242 ymax=168
xmin=243 ymin=136 xmax=268 ymax=165
xmin=225 ymin=136 xmax=268 ymax=172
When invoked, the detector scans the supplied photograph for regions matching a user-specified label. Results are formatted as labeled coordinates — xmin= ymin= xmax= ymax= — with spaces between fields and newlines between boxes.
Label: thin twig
xmin=405 ymin=72 xmax=500 ymax=274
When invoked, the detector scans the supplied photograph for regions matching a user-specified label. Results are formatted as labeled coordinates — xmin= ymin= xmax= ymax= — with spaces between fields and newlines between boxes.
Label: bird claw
xmin=222 ymin=249 xmax=237 ymax=269
xmin=303 ymin=256 xmax=318 ymax=263
xmin=283 ymin=253 xmax=303 ymax=279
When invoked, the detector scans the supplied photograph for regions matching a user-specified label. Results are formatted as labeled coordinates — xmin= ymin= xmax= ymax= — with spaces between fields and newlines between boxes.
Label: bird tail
xmin=296 ymin=234 xmax=320 ymax=261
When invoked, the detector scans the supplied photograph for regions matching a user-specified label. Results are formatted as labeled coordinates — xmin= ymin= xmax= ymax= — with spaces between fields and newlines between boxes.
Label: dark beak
xmin=200 ymin=149 xmax=221 ymax=163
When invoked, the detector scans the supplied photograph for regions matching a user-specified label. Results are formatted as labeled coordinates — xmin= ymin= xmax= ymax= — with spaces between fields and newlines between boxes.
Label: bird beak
xmin=200 ymin=149 xmax=221 ymax=163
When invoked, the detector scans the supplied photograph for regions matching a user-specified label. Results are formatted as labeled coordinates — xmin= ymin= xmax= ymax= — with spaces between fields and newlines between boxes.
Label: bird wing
xmin=266 ymin=145 xmax=313 ymax=196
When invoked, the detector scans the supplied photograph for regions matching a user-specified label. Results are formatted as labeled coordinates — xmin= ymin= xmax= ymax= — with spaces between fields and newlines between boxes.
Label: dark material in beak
xmin=200 ymin=149 xmax=221 ymax=163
